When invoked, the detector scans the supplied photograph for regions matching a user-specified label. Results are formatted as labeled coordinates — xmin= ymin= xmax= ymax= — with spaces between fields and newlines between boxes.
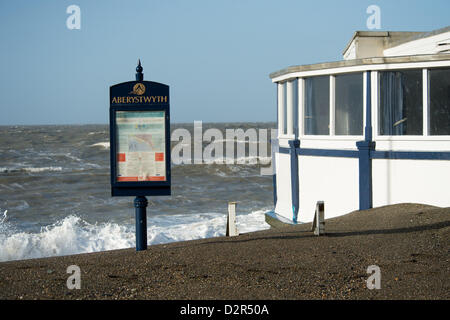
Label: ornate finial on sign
xmin=136 ymin=59 xmax=143 ymax=81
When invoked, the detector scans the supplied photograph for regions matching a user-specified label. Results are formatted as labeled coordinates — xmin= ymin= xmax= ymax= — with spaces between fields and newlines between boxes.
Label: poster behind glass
xmin=115 ymin=111 xmax=166 ymax=182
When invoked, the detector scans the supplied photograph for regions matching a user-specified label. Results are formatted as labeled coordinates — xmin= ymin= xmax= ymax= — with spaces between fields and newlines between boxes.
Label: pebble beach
xmin=0 ymin=203 xmax=448 ymax=300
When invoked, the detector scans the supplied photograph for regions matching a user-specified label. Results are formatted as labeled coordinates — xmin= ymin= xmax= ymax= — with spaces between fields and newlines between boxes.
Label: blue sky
xmin=0 ymin=0 xmax=449 ymax=125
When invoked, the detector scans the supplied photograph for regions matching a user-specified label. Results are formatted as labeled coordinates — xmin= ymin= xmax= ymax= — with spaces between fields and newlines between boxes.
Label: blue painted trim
xmin=279 ymin=146 xmax=450 ymax=160
xmin=298 ymin=148 xmax=359 ymax=158
xmin=357 ymin=141 xmax=376 ymax=210
xmin=288 ymin=140 xmax=300 ymax=224
xmin=371 ymin=151 xmax=450 ymax=160
xmin=265 ymin=210 xmax=298 ymax=226
xmin=272 ymin=174 xmax=277 ymax=207
xmin=358 ymin=71 xmax=374 ymax=211
xmin=280 ymin=146 xmax=359 ymax=158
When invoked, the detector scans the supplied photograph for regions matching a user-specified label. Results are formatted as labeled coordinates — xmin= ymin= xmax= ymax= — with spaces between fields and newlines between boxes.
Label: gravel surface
xmin=0 ymin=203 xmax=448 ymax=300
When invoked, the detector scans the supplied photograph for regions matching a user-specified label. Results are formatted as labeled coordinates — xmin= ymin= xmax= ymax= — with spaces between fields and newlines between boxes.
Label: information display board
xmin=109 ymin=80 xmax=170 ymax=197
xmin=116 ymin=111 xmax=166 ymax=182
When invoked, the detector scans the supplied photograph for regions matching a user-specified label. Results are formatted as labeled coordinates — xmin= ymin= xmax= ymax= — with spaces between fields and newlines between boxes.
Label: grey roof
xmin=342 ymin=31 xmax=424 ymax=56
xmin=270 ymin=26 xmax=450 ymax=80
xmin=269 ymin=54 xmax=450 ymax=80
xmin=342 ymin=26 xmax=450 ymax=57
xmin=390 ymin=25 xmax=450 ymax=47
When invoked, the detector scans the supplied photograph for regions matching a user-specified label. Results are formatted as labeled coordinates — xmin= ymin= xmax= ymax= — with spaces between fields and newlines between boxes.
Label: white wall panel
xmin=298 ymin=156 xmax=359 ymax=223
xmin=372 ymin=159 xmax=450 ymax=208
xmin=274 ymin=153 xmax=293 ymax=221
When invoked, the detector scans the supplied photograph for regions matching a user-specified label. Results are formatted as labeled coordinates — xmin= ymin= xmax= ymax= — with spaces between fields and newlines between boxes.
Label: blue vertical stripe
xmin=358 ymin=71 xmax=375 ymax=210
xmin=288 ymin=139 xmax=300 ymax=223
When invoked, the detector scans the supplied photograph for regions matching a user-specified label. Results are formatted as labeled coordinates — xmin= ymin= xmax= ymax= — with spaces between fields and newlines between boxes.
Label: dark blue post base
xmin=356 ymin=141 xmax=376 ymax=211
xmin=272 ymin=174 xmax=277 ymax=207
xmin=134 ymin=196 xmax=148 ymax=251
xmin=288 ymin=139 xmax=300 ymax=223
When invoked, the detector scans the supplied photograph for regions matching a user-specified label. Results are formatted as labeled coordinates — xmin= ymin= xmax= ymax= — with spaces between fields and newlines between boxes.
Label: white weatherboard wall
xmin=372 ymin=159 xmax=450 ymax=208
xmin=297 ymin=156 xmax=359 ymax=223
xmin=274 ymin=153 xmax=293 ymax=221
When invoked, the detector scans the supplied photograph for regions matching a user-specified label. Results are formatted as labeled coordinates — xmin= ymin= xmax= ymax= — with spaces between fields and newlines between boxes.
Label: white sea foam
xmin=90 ymin=142 xmax=110 ymax=149
xmin=1 ymin=210 xmax=7 ymax=224
xmin=10 ymin=183 xmax=25 ymax=190
xmin=202 ymin=156 xmax=272 ymax=165
xmin=207 ymin=139 xmax=262 ymax=144
xmin=0 ymin=216 xmax=135 ymax=262
xmin=23 ymin=167 xmax=63 ymax=173
xmin=63 ymin=153 xmax=83 ymax=162
xmin=0 ymin=209 xmax=270 ymax=262
xmin=0 ymin=166 xmax=63 ymax=173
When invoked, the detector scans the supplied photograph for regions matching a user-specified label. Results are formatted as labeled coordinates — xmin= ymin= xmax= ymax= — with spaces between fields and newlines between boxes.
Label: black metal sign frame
xmin=109 ymin=80 xmax=171 ymax=197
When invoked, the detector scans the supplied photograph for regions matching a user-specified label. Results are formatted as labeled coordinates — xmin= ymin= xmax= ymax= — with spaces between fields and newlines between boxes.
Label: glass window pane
xmin=116 ymin=111 xmax=166 ymax=182
xmin=429 ymin=68 xmax=450 ymax=135
xmin=305 ymin=76 xmax=329 ymax=135
xmin=335 ymin=73 xmax=363 ymax=135
xmin=379 ymin=70 xmax=423 ymax=136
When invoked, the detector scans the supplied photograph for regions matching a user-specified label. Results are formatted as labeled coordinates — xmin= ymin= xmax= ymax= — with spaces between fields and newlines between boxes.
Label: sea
xmin=0 ymin=122 xmax=276 ymax=262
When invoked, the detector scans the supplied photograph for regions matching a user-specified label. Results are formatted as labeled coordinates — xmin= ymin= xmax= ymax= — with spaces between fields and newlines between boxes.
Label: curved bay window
xmin=335 ymin=73 xmax=364 ymax=136
xmin=379 ymin=70 xmax=423 ymax=136
xmin=429 ymin=68 xmax=450 ymax=135
xmin=305 ymin=76 xmax=329 ymax=135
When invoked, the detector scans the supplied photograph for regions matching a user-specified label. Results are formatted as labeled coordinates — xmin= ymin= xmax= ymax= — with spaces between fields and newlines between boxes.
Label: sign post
xmin=109 ymin=60 xmax=171 ymax=251
xmin=134 ymin=195 xmax=148 ymax=251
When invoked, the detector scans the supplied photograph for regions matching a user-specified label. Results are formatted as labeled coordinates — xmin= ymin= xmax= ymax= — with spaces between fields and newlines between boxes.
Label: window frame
xmin=334 ymin=72 xmax=365 ymax=136
xmin=377 ymin=68 xmax=424 ymax=137
xmin=427 ymin=67 xmax=450 ymax=136
xmin=374 ymin=66 xmax=450 ymax=141
xmin=275 ymin=61 xmax=450 ymax=147
xmin=299 ymin=72 xmax=366 ymax=140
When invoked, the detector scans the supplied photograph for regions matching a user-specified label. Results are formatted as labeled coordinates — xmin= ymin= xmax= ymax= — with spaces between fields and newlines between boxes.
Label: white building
xmin=266 ymin=26 xmax=450 ymax=226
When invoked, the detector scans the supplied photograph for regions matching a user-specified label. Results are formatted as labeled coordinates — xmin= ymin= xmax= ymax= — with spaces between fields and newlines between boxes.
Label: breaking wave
xmin=0 ymin=166 xmax=63 ymax=173
xmin=0 ymin=209 xmax=270 ymax=262
xmin=90 ymin=142 xmax=110 ymax=149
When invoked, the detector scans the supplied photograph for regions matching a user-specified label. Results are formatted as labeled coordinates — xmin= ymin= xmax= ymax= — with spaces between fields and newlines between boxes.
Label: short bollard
xmin=226 ymin=202 xmax=239 ymax=237
xmin=312 ymin=201 xmax=325 ymax=236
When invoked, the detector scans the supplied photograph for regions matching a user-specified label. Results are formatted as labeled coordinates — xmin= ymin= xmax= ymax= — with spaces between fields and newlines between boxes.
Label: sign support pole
xmin=134 ymin=60 xmax=147 ymax=251
xmin=110 ymin=59 xmax=170 ymax=252
xmin=134 ymin=196 xmax=148 ymax=251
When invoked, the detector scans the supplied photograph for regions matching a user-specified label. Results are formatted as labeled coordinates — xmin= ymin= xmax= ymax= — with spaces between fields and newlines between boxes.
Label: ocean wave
xmin=172 ymin=156 xmax=272 ymax=166
xmin=0 ymin=216 xmax=135 ymax=262
xmin=6 ymin=200 xmax=30 ymax=211
xmin=0 ymin=209 xmax=270 ymax=262
xmin=205 ymin=139 xmax=264 ymax=144
xmin=90 ymin=142 xmax=110 ymax=149
xmin=0 ymin=166 xmax=63 ymax=173
xmin=201 ymin=156 xmax=272 ymax=165
xmin=1 ymin=210 xmax=8 ymax=224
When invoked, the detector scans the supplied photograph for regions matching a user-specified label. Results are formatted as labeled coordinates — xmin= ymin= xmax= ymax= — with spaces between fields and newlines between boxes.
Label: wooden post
xmin=312 ymin=201 xmax=325 ymax=236
xmin=226 ymin=202 xmax=239 ymax=237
